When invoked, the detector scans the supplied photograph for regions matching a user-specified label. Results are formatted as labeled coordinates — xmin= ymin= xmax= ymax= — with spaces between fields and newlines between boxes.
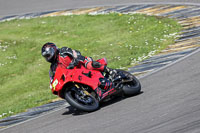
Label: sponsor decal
xmin=102 ymin=88 xmax=116 ymax=99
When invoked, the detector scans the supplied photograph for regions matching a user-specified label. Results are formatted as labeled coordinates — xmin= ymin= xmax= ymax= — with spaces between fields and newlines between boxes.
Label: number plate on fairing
xmin=52 ymin=79 xmax=58 ymax=90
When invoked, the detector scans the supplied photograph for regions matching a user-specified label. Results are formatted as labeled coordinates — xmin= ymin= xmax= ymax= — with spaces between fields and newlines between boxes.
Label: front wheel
xmin=64 ymin=86 xmax=99 ymax=112
xmin=117 ymin=70 xmax=141 ymax=96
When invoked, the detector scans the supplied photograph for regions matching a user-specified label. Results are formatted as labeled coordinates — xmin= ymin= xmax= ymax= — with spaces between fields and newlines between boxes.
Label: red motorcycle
xmin=50 ymin=58 xmax=141 ymax=112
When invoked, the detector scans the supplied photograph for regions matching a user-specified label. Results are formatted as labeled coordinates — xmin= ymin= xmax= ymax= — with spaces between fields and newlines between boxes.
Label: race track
xmin=0 ymin=0 xmax=200 ymax=133
xmin=1 ymin=48 xmax=200 ymax=133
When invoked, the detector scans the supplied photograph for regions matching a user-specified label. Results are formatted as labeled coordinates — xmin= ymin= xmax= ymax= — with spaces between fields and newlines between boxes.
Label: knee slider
xmin=92 ymin=61 xmax=101 ymax=68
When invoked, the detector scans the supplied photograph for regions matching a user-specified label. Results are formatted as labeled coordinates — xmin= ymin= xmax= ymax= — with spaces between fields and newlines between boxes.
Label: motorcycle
xmin=50 ymin=58 xmax=141 ymax=112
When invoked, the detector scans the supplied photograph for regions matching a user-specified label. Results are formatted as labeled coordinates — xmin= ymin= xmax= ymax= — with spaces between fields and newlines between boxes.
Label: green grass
xmin=0 ymin=13 xmax=181 ymax=118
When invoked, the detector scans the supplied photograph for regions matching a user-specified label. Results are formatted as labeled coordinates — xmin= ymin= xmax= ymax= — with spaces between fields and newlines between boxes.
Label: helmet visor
xmin=42 ymin=47 xmax=55 ymax=61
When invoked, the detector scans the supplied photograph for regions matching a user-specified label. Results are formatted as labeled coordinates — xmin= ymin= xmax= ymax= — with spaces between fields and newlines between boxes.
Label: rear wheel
xmin=64 ymin=86 xmax=99 ymax=112
xmin=117 ymin=70 xmax=141 ymax=96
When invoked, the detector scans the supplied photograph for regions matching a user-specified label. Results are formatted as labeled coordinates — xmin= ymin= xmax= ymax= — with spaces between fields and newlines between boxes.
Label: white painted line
xmin=0 ymin=103 xmax=69 ymax=132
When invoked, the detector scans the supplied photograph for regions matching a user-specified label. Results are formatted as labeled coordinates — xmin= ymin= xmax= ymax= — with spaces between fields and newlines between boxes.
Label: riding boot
xmin=104 ymin=66 xmax=118 ymax=80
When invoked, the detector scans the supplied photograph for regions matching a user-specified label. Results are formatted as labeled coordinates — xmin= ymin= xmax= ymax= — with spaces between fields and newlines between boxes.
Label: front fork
xmin=72 ymin=84 xmax=94 ymax=104
xmin=73 ymin=84 xmax=90 ymax=96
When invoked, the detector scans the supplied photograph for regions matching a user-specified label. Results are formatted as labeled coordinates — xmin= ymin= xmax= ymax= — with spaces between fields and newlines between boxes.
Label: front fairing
xmin=50 ymin=64 xmax=104 ymax=96
xmin=50 ymin=66 xmax=65 ymax=94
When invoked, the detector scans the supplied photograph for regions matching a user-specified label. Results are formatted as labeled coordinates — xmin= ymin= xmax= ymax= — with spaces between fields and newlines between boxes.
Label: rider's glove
xmin=67 ymin=58 xmax=79 ymax=69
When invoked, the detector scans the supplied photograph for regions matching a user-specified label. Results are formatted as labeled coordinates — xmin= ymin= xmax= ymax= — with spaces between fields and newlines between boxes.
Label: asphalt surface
xmin=1 ymin=50 xmax=200 ymax=133
xmin=1 ymin=0 xmax=200 ymax=133
xmin=0 ymin=0 xmax=200 ymax=18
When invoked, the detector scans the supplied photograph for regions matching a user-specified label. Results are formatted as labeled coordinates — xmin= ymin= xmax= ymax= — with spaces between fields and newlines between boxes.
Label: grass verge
xmin=0 ymin=13 xmax=181 ymax=119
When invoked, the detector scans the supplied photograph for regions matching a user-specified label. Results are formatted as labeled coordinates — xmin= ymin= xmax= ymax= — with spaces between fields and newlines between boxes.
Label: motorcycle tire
xmin=64 ymin=88 xmax=99 ymax=112
xmin=117 ymin=69 xmax=141 ymax=96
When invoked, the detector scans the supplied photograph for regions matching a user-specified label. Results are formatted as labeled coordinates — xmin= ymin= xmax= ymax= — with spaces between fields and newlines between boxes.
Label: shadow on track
xmin=62 ymin=91 xmax=143 ymax=116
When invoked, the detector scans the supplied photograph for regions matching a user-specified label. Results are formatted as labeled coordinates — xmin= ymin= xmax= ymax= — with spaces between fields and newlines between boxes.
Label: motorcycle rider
xmin=41 ymin=42 xmax=118 ymax=97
